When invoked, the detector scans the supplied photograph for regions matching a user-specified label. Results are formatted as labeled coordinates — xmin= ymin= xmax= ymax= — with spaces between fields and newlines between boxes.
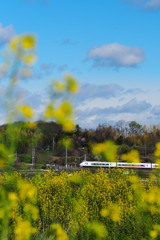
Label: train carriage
xmin=80 ymin=161 xmax=159 ymax=169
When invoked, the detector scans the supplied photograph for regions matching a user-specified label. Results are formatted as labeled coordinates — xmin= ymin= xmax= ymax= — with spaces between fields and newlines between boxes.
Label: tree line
xmin=0 ymin=120 xmax=160 ymax=167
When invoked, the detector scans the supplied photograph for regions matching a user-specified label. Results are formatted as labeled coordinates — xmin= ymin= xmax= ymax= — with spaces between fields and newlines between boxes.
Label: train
xmin=80 ymin=161 xmax=159 ymax=169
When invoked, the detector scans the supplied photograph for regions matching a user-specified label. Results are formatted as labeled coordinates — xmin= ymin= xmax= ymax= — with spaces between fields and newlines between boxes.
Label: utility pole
xmin=65 ymin=143 xmax=68 ymax=168
xmin=32 ymin=148 xmax=35 ymax=165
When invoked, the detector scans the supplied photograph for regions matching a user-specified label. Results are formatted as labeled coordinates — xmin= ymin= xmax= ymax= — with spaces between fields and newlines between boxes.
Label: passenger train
xmin=80 ymin=161 xmax=159 ymax=169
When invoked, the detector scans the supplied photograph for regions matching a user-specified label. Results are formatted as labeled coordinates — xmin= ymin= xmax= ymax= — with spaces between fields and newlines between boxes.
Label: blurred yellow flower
xmin=93 ymin=142 xmax=107 ymax=155
xmin=121 ymin=149 xmax=140 ymax=163
xmin=154 ymin=142 xmax=160 ymax=157
xmin=25 ymin=122 xmax=37 ymax=129
xmin=44 ymin=104 xmax=55 ymax=118
xmin=20 ymin=35 xmax=36 ymax=49
xmin=63 ymin=119 xmax=75 ymax=132
xmin=18 ymin=181 xmax=36 ymax=202
xmin=22 ymin=54 xmax=36 ymax=65
xmin=51 ymin=223 xmax=68 ymax=240
xmin=15 ymin=219 xmax=37 ymax=240
xmin=9 ymin=36 xmax=20 ymax=51
xmin=86 ymin=221 xmax=108 ymax=239
xmin=9 ymin=192 xmax=18 ymax=202
xmin=19 ymin=105 xmax=33 ymax=118
xmin=65 ymin=75 xmax=79 ymax=93
xmin=59 ymin=101 xmax=73 ymax=115
xmin=24 ymin=204 xmax=39 ymax=220
xmin=150 ymin=230 xmax=158 ymax=239
xmin=53 ymin=108 xmax=64 ymax=121
xmin=101 ymin=204 xmax=121 ymax=222
xmin=92 ymin=141 xmax=118 ymax=162
xmin=10 ymin=35 xmax=36 ymax=51
xmin=150 ymin=225 xmax=160 ymax=239
xmin=54 ymin=81 xmax=66 ymax=92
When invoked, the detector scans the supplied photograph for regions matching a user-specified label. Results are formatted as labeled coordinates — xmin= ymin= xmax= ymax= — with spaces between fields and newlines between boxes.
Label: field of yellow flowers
xmin=0 ymin=169 xmax=160 ymax=240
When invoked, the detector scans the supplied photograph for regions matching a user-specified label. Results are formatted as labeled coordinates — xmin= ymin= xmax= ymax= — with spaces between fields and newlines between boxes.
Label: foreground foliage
xmin=0 ymin=169 xmax=160 ymax=240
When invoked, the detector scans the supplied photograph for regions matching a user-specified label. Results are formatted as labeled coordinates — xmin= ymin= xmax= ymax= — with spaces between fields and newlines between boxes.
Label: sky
xmin=0 ymin=0 xmax=160 ymax=128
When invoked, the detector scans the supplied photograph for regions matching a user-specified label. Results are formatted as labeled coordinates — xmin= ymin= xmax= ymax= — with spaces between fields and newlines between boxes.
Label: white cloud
xmin=145 ymin=0 xmax=160 ymax=9
xmin=125 ymin=0 xmax=160 ymax=11
xmin=87 ymin=43 xmax=145 ymax=69
xmin=0 ymin=24 xmax=15 ymax=47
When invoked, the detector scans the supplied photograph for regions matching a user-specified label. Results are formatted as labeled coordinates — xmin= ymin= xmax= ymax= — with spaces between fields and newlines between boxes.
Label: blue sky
xmin=0 ymin=0 xmax=160 ymax=128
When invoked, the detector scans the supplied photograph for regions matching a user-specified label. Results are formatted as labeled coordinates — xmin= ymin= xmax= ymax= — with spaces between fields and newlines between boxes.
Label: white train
xmin=80 ymin=161 xmax=159 ymax=169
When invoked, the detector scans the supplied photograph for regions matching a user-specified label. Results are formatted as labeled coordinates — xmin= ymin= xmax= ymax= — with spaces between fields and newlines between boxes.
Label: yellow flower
xmin=20 ymin=35 xmax=36 ymax=49
xmin=92 ymin=142 xmax=107 ymax=155
xmin=15 ymin=219 xmax=37 ymax=240
xmin=154 ymin=142 xmax=160 ymax=157
xmin=63 ymin=119 xmax=75 ymax=132
xmin=19 ymin=105 xmax=33 ymax=118
xmin=101 ymin=204 xmax=121 ymax=222
xmin=24 ymin=204 xmax=39 ymax=220
xmin=10 ymin=35 xmax=36 ymax=51
xmin=25 ymin=122 xmax=37 ymax=129
xmin=9 ymin=36 xmax=20 ymax=51
xmin=59 ymin=101 xmax=73 ymax=115
xmin=18 ymin=181 xmax=36 ymax=202
xmin=53 ymin=108 xmax=64 ymax=121
xmin=51 ymin=223 xmax=68 ymax=240
xmin=65 ymin=75 xmax=79 ymax=93
xmin=150 ymin=230 xmax=158 ymax=239
xmin=44 ymin=104 xmax=55 ymax=118
xmin=86 ymin=221 xmax=108 ymax=239
xmin=121 ymin=149 xmax=140 ymax=163
xmin=92 ymin=141 xmax=118 ymax=162
xmin=54 ymin=81 xmax=66 ymax=92
xmin=22 ymin=54 xmax=36 ymax=65
xmin=150 ymin=225 xmax=160 ymax=239
xmin=9 ymin=192 xmax=18 ymax=202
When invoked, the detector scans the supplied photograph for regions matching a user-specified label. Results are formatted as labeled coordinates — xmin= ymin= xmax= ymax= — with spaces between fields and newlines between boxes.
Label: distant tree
xmin=128 ymin=121 xmax=143 ymax=136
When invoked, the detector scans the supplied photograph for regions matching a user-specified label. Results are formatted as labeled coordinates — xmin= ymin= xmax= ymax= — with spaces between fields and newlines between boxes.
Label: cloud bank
xmin=73 ymin=83 xmax=160 ymax=128
xmin=0 ymin=83 xmax=159 ymax=129
xmin=87 ymin=43 xmax=145 ymax=69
